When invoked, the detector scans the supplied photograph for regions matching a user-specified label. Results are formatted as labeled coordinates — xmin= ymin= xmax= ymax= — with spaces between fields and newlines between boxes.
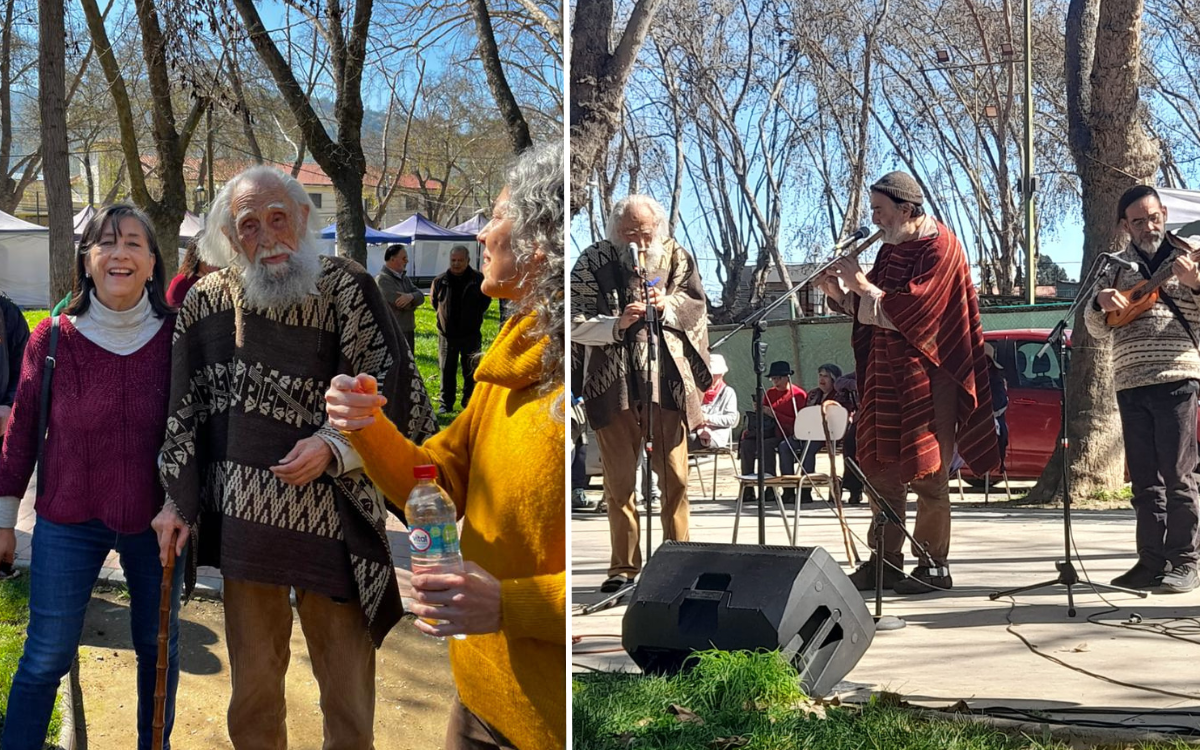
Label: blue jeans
xmin=2 ymin=517 xmax=184 ymax=750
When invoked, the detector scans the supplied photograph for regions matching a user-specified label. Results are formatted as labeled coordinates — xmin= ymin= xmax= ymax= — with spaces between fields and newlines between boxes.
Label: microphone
xmin=1100 ymin=252 xmax=1139 ymax=273
xmin=834 ymin=225 xmax=871 ymax=251
xmin=629 ymin=241 xmax=641 ymax=270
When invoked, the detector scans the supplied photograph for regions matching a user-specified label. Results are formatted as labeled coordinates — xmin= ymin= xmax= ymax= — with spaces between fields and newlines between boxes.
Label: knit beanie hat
xmin=870 ymin=171 xmax=924 ymax=205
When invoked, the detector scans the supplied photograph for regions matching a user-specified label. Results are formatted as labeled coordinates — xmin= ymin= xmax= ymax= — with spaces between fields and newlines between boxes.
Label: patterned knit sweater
xmin=159 ymin=256 xmax=436 ymax=646
xmin=349 ymin=312 xmax=565 ymax=750
xmin=1084 ymin=242 xmax=1200 ymax=392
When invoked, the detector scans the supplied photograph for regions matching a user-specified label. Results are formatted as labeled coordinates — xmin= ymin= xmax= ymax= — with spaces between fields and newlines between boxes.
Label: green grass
xmin=0 ymin=574 xmax=62 ymax=746
xmin=573 ymin=650 xmax=1196 ymax=750
xmin=22 ymin=309 xmax=45 ymax=332
xmin=21 ymin=299 xmax=503 ymax=431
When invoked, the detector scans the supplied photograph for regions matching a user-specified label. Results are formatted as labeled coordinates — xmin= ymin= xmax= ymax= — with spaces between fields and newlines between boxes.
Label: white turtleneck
xmin=69 ymin=291 xmax=164 ymax=355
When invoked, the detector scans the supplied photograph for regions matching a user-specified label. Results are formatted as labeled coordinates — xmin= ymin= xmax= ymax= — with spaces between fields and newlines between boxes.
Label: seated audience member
xmin=688 ymin=353 xmax=739 ymax=450
xmin=738 ymin=360 xmax=806 ymax=505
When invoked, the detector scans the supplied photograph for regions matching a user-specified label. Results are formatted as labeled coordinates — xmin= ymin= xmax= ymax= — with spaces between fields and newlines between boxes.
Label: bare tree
xmin=81 ymin=0 xmax=205 ymax=272
xmin=570 ymin=0 xmax=664 ymax=215
xmin=1027 ymin=0 xmax=1158 ymax=501
xmin=466 ymin=0 xmax=532 ymax=153
xmin=39 ymin=0 xmax=74 ymax=302
xmin=231 ymin=0 xmax=373 ymax=264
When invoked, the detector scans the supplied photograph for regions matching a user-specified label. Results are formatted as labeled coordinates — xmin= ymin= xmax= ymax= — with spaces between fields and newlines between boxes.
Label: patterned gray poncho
xmin=160 ymin=255 xmax=436 ymax=646
xmin=570 ymin=238 xmax=712 ymax=431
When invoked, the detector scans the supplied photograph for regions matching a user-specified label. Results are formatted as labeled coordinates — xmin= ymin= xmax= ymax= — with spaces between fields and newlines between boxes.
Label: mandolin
xmin=1106 ymin=232 xmax=1200 ymax=328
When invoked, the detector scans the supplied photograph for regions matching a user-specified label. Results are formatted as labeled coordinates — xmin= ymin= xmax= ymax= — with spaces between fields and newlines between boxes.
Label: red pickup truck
xmin=966 ymin=328 xmax=1199 ymax=481
xmin=967 ymin=329 xmax=1068 ymax=480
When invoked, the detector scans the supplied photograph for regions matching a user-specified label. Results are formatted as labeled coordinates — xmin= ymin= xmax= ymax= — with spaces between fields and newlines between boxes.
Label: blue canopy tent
xmin=450 ymin=212 xmax=488 ymax=235
xmin=316 ymin=223 xmax=410 ymax=275
xmin=317 ymin=223 xmax=408 ymax=243
xmin=382 ymin=213 xmax=479 ymax=280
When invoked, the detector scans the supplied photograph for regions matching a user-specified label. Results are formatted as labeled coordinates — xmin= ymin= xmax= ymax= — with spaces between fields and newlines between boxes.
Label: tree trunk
xmin=466 ymin=0 xmax=532 ymax=154
xmin=570 ymin=0 xmax=663 ymax=215
xmin=232 ymin=0 xmax=370 ymax=266
xmin=0 ymin=0 xmax=15 ymax=211
xmin=1028 ymin=0 xmax=1156 ymax=502
xmin=39 ymin=0 xmax=76 ymax=304
xmin=228 ymin=44 xmax=263 ymax=163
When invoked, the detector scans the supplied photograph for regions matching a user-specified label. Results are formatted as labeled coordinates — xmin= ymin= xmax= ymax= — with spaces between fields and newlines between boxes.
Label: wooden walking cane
xmin=152 ymin=531 xmax=176 ymax=750
xmin=821 ymin=402 xmax=860 ymax=565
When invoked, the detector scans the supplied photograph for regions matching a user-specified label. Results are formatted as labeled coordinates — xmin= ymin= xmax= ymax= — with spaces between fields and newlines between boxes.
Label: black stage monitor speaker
xmin=622 ymin=541 xmax=874 ymax=696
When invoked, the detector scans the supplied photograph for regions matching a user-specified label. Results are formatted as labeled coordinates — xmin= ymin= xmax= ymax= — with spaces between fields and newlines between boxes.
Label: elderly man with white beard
xmin=151 ymin=165 xmax=436 ymax=748
xmin=570 ymin=195 xmax=711 ymax=594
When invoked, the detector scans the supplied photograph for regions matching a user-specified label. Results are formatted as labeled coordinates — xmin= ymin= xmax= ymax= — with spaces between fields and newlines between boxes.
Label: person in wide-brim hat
xmin=739 ymin=360 xmax=807 ymax=505
xmin=766 ymin=360 xmax=793 ymax=378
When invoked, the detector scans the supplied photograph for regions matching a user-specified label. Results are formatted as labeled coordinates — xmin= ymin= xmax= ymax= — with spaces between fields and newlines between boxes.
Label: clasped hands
xmin=618 ymin=285 xmax=666 ymax=331
xmin=150 ymin=434 xmax=336 ymax=565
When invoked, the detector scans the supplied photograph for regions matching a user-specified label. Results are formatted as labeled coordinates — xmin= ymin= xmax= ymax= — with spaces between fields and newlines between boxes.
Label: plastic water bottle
xmin=405 ymin=464 xmax=466 ymax=640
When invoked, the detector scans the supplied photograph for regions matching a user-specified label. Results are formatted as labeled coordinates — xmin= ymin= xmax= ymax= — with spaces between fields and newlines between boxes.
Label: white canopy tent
xmin=1160 ymin=188 xmax=1200 ymax=234
xmin=0 ymin=209 xmax=50 ymax=307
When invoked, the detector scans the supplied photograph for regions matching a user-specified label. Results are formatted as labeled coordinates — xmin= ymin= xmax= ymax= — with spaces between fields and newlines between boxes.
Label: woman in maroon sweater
xmin=0 ymin=205 xmax=180 ymax=750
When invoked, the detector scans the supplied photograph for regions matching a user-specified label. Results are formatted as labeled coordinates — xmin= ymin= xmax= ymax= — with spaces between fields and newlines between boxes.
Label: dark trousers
xmin=445 ymin=696 xmax=516 ymax=749
xmin=841 ymin=422 xmax=863 ymax=497
xmin=738 ymin=434 xmax=802 ymax=476
xmin=1117 ymin=380 xmax=1200 ymax=570
xmin=571 ymin=439 xmax=588 ymax=489
xmin=438 ymin=333 xmax=482 ymax=410
xmin=402 ymin=328 xmax=416 ymax=354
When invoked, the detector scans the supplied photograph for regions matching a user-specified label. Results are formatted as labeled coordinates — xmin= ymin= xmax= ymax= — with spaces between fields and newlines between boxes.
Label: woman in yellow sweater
xmin=325 ymin=142 xmax=564 ymax=750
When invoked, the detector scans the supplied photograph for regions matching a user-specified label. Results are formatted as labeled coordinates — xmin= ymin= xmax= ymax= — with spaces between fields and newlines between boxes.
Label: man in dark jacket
xmin=0 ymin=292 xmax=28 ymax=438
xmin=430 ymin=245 xmax=490 ymax=413
xmin=375 ymin=243 xmax=424 ymax=352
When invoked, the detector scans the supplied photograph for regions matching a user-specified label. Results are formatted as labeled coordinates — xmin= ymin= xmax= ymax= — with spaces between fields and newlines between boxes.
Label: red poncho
xmin=852 ymin=222 xmax=999 ymax=482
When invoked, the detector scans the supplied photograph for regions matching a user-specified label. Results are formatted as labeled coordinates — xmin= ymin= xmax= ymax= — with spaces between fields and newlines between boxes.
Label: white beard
xmin=642 ymin=238 xmax=668 ymax=271
xmin=240 ymin=236 xmax=322 ymax=311
xmin=1135 ymin=232 xmax=1163 ymax=255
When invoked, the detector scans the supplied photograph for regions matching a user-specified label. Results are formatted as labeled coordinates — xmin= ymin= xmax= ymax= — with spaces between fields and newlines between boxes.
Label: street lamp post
xmin=194 ymin=185 xmax=207 ymax=219
xmin=1022 ymin=0 xmax=1037 ymax=305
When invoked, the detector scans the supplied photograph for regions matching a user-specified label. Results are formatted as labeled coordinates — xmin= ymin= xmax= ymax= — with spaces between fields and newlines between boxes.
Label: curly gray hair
xmin=605 ymin=194 xmax=668 ymax=246
xmin=503 ymin=141 xmax=564 ymax=412
xmin=198 ymin=165 xmax=323 ymax=267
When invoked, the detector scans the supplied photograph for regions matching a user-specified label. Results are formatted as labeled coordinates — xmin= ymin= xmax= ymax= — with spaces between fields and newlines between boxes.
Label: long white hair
xmin=198 ymin=165 xmax=323 ymax=268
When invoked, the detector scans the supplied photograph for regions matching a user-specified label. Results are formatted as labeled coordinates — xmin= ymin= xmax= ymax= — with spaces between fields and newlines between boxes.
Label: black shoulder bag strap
xmin=36 ymin=315 xmax=60 ymax=497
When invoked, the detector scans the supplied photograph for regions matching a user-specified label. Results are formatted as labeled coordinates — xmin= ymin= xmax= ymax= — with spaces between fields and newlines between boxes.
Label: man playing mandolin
xmin=1086 ymin=184 xmax=1200 ymax=593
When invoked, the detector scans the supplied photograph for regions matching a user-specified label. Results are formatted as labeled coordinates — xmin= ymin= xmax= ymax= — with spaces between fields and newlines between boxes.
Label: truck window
xmin=1014 ymin=341 xmax=1063 ymax=390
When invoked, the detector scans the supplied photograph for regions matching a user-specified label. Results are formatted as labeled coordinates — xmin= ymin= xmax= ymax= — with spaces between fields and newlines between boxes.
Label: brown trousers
xmin=865 ymin=369 xmax=958 ymax=568
xmin=596 ymin=405 xmax=690 ymax=578
xmin=223 ymin=578 xmax=377 ymax=750
xmin=444 ymin=696 xmax=517 ymax=750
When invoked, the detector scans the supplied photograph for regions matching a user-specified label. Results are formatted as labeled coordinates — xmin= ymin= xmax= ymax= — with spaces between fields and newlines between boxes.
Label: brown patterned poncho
xmin=852 ymin=222 xmax=999 ymax=482
xmin=159 ymin=255 xmax=437 ymax=646
xmin=570 ymin=239 xmax=711 ymax=431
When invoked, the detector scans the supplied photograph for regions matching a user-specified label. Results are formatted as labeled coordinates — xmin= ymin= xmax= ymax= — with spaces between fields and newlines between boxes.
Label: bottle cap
xmin=413 ymin=464 xmax=437 ymax=480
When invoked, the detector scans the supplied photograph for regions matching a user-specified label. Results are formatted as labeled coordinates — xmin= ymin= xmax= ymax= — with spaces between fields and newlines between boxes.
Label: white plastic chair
xmin=789 ymin=402 xmax=849 ymax=540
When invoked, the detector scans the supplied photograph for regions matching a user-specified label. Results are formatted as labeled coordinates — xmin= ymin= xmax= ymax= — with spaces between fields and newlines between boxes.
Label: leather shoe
xmin=847 ymin=558 xmax=904 ymax=591
xmin=892 ymin=566 xmax=953 ymax=594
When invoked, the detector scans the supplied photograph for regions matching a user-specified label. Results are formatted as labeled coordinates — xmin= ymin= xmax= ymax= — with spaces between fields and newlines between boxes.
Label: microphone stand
xmin=711 ymin=232 xmax=879 ymax=544
xmin=579 ymin=257 xmax=662 ymax=615
xmin=990 ymin=254 xmax=1148 ymax=615
xmin=844 ymin=457 xmax=917 ymax=631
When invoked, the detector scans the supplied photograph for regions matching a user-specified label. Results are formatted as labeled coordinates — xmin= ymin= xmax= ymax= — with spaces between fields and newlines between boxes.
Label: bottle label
xmin=408 ymin=522 xmax=459 ymax=557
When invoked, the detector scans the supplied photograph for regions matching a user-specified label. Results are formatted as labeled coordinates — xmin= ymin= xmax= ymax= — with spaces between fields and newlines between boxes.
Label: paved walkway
xmin=572 ymin=454 xmax=1200 ymax=734
xmin=11 ymin=474 xmax=414 ymax=597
